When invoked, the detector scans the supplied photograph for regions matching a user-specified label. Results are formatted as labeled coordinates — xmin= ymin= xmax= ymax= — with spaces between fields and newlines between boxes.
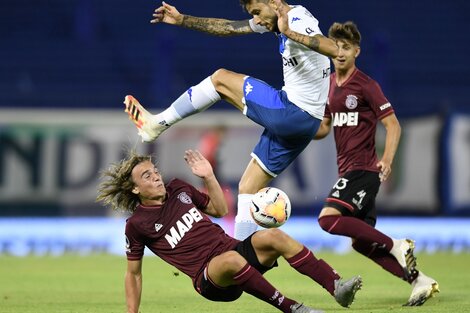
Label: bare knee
xmin=217 ymin=251 xmax=247 ymax=273
xmin=211 ymin=68 xmax=232 ymax=91
xmin=258 ymin=228 xmax=291 ymax=248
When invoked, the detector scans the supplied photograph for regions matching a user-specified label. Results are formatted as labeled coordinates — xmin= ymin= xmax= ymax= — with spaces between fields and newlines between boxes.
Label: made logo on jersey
xmin=345 ymin=95 xmax=358 ymax=109
xmin=177 ymin=192 xmax=192 ymax=204
xmin=164 ymin=207 xmax=203 ymax=249
xmin=332 ymin=112 xmax=359 ymax=127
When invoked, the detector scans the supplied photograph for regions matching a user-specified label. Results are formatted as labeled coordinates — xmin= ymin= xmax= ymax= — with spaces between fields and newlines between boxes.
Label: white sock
xmin=234 ymin=194 xmax=258 ymax=240
xmin=158 ymin=76 xmax=221 ymax=125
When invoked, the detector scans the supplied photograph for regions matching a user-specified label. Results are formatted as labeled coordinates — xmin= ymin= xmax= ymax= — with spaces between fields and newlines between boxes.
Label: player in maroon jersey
xmin=313 ymin=21 xmax=439 ymax=306
xmin=97 ymin=149 xmax=362 ymax=313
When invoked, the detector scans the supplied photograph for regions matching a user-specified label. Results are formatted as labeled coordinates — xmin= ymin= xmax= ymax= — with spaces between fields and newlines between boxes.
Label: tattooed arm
xmin=269 ymin=0 xmax=338 ymax=57
xmin=286 ymin=32 xmax=338 ymax=58
xmin=152 ymin=2 xmax=253 ymax=36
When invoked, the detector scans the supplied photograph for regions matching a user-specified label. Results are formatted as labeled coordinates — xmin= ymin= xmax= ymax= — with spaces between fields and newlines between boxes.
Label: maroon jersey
xmin=125 ymin=178 xmax=239 ymax=282
xmin=326 ymin=69 xmax=394 ymax=176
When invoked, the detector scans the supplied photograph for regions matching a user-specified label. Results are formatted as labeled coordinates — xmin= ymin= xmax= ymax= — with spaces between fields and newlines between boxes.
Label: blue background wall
xmin=1 ymin=0 xmax=469 ymax=116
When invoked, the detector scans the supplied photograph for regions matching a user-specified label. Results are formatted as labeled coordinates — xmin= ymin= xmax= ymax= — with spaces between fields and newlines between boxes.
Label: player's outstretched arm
xmin=184 ymin=150 xmax=228 ymax=217
xmin=269 ymin=0 xmax=338 ymax=57
xmin=151 ymin=1 xmax=253 ymax=36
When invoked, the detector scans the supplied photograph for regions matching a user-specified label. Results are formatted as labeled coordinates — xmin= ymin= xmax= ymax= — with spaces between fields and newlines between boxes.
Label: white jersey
xmin=249 ymin=5 xmax=331 ymax=120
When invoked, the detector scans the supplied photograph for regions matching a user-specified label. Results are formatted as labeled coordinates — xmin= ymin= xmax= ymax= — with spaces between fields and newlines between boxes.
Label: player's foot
xmin=333 ymin=275 xmax=362 ymax=307
xmin=123 ymin=95 xmax=169 ymax=142
xmin=390 ymin=239 xmax=417 ymax=279
xmin=404 ymin=272 xmax=439 ymax=306
xmin=290 ymin=303 xmax=324 ymax=313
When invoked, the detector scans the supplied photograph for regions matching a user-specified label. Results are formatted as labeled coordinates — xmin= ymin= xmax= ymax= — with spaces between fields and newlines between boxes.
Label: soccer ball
xmin=250 ymin=187 xmax=291 ymax=228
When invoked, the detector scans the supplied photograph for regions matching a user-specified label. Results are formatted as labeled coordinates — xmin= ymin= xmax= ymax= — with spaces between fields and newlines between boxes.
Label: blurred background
xmin=1 ymin=0 xmax=469 ymax=255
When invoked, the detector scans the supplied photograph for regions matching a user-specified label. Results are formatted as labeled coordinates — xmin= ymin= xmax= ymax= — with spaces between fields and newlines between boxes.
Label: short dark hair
xmin=328 ymin=21 xmax=361 ymax=46
xmin=239 ymin=0 xmax=269 ymax=8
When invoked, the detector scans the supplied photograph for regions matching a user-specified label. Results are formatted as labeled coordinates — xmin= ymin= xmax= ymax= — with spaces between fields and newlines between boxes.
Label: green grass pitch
xmin=1 ymin=252 xmax=469 ymax=312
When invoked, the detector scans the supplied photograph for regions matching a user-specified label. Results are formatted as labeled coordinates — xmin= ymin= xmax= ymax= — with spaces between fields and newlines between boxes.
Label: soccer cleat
xmin=123 ymin=95 xmax=169 ymax=142
xmin=390 ymin=239 xmax=417 ymax=279
xmin=404 ymin=272 xmax=439 ymax=306
xmin=333 ymin=275 xmax=362 ymax=308
xmin=290 ymin=303 xmax=324 ymax=313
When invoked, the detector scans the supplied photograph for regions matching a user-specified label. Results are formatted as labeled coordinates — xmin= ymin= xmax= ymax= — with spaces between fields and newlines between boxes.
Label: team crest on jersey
xmin=177 ymin=192 xmax=192 ymax=204
xmin=345 ymin=95 xmax=358 ymax=109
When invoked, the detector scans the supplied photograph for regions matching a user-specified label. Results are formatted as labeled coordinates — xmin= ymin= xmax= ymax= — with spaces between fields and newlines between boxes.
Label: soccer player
xmin=123 ymin=0 xmax=339 ymax=240
xmin=96 ymin=149 xmax=362 ymax=313
xmin=312 ymin=21 xmax=439 ymax=306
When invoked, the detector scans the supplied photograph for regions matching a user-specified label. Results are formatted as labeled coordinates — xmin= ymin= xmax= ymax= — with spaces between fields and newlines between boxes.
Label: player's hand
xmin=269 ymin=0 xmax=289 ymax=34
xmin=151 ymin=1 xmax=183 ymax=25
xmin=184 ymin=150 xmax=214 ymax=179
xmin=377 ymin=160 xmax=392 ymax=182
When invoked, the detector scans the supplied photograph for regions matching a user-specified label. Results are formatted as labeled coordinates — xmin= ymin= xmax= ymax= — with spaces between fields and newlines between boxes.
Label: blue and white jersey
xmin=249 ymin=5 xmax=331 ymax=120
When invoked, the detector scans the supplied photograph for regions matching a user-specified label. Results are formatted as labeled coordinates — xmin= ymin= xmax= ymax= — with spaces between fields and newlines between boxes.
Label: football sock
xmin=234 ymin=194 xmax=258 ymax=240
xmin=287 ymin=246 xmax=340 ymax=296
xmin=318 ymin=215 xmax=393 ymax=250
xmin=352 ymin=239 xmax=419 ymax=283
xmin=233 ymin=263 xmax=296 ymax=313
xmin=158 ymin=76 xmax=221 ymax=125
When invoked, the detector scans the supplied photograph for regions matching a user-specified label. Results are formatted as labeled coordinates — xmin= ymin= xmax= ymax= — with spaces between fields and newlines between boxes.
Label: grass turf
xmin=1 ymin=252 xmax=469 ymax=312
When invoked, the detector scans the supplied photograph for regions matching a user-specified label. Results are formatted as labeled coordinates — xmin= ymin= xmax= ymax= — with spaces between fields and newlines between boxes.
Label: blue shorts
xmin=243 ymin=77 xmax=321 ymax=176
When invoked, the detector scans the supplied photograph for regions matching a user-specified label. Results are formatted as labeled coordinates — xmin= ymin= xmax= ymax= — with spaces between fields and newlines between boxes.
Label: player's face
xmin=245 ymin=1 xmax=279 ymax=32
xmin=131 ymin=161 xmax=166 ymax=205
xmin=332 ymin=39 xmax=360 ymax=72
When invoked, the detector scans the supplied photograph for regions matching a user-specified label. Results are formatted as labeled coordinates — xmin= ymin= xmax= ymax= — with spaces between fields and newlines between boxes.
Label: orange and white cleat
xmin=123 ymin=95 xmax=169 ymax=142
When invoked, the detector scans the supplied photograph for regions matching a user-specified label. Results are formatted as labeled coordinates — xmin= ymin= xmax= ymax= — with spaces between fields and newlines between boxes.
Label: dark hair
xmin=96 ymin=151 xmax=152 ymax=213
xmin=239 ymin=0 xmax=269 ymax=8
xmin=328 ymin=21 xmax=361 ymax=46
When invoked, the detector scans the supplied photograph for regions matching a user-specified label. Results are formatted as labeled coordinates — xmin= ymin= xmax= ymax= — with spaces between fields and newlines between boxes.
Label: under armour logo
xmin=245 ymin=82 xmax=253 ymax=96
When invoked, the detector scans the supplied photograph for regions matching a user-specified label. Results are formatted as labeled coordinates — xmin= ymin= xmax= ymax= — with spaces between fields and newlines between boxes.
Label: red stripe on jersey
xmin=326 ymin=197 xmax=355 ymax=213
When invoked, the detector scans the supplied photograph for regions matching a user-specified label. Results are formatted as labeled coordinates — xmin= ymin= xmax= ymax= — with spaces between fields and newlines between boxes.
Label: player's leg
xmin=251 ymin=229 xmax=362 ymax=308
xmin=204 ymin=250 xmax=304 ymax=313
xmin=124 ymin=68 xmax=246 ymax=142
xmin=234 ymin=158 xmax=274 ymax=240
xmin=318 ymin=170 xmax=417 ymax=278
xmin=234 ymin=93 xmax=321 ymax=240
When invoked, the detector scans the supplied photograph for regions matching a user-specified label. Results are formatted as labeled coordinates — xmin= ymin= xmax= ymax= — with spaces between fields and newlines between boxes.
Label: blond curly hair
xmin=96 ymin=151 xmax=152 ymax=213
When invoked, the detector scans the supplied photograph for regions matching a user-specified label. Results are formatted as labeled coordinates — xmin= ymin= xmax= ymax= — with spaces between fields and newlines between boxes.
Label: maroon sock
xmin=287 ymin=246 xmax=340 ymax=296
xmin=352 ymin=240 xmax=418 ymax=283
xmin=233 ymin=263 xmax=297 ymax=313
xmin=318 ymin=215 xmax=393 ymax=250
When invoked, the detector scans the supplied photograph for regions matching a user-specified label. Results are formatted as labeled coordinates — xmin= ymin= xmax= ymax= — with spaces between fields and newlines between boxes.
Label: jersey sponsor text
xmin=332 ymin=112 xmax=359 ymax=127
xmin=164 ymin=207 xmax=203 ymax=249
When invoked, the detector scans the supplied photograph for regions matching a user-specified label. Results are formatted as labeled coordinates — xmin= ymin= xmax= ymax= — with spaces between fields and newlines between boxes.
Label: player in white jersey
xmin=124 ymin=0 xmax=338 ymax=240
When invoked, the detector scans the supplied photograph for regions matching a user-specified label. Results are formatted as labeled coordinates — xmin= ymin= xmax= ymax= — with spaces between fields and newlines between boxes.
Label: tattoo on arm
xmin=181 ymin=15 xmax=252 ymax=36
xmin=288 ymin=31 xmax=320 ymax=51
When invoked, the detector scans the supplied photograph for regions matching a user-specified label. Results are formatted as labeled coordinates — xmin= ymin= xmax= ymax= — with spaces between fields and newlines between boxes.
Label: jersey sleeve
xmin=170 ymin=178 xmax=210 ymax=211
xmin=125 ymin=221 xmax=145 ymax=260
xmin=363 ymin=79 xmax=394 ymax=119
xmin=186 ymin=182 xmax=210 ymax=211
xmin=249 ymin=18 xmax=269 ymax=33
xmin=288 ymin=6 xmax=323 ymax=36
